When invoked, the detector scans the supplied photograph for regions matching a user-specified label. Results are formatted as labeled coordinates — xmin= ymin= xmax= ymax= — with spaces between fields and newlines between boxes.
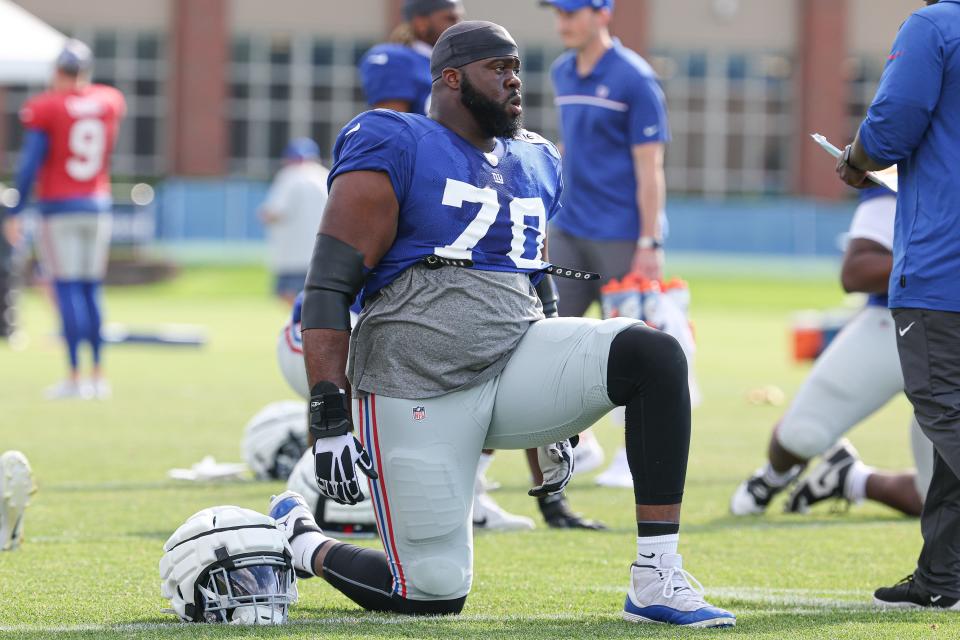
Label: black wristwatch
xmin=841 ymin=144 xmax=861 ymax=172
xmin=308 ymin=381 xmax=351 ymax=439
xmin=637 ymin=236 xmax=663 ymax=250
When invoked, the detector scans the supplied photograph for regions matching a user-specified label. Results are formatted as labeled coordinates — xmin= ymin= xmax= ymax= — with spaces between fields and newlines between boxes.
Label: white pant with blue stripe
xmin=353 ymin=316 xmax=638 ymax=600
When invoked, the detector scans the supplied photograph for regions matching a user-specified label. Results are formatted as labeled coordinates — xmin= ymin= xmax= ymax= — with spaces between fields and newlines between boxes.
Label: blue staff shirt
xmin=858 ymin=0 xmax=960 ymax=312
xmin=550 ymin=40 xmax=669 ymax=242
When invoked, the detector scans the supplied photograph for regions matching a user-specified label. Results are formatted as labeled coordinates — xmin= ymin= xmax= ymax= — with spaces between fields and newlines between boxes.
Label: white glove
xmin=313 ymin=434 xmax=378 ymax=505
xmin=528 ymin=439 xmax=575 ymax=497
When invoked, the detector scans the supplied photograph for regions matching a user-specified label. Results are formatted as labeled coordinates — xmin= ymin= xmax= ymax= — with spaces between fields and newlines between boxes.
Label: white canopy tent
xmin=0 ymin=0 xmax=66 ymax=84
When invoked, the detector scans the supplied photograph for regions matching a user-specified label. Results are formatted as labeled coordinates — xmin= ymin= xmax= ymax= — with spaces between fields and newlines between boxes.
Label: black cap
xmin=56 ymin=39 xmax=93 ymax=76
xmin=403 ymin=0 xmax=462 ymax=20
xmin=430 ymin=21 xmax=519 ymax=81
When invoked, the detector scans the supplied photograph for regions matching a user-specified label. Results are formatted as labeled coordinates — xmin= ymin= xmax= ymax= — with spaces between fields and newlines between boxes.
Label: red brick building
xmin=1 ymin=0 xmax=908 ymax=199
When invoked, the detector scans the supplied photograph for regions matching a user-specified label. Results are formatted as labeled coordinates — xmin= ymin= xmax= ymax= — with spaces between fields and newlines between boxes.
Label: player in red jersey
xmin=2 ymin=40 xmax=126 ymax=399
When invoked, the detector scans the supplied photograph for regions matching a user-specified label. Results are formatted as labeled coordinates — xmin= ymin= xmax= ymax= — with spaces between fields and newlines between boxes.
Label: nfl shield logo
xmin=413 ymin=406 xmax=426 ymax=421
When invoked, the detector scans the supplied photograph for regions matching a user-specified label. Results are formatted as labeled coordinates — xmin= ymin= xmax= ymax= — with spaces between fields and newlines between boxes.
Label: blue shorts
xmin=274 ymin=272 xmax=306 ymax=297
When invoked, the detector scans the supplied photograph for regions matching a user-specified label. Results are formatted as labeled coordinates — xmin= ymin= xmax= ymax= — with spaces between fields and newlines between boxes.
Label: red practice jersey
xmin=19 ymin=84 xmax=126 ymax=202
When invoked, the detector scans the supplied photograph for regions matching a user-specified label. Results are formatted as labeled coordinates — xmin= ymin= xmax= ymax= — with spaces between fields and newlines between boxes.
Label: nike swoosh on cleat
xmin=931 ymin=595 xmax=942 ymax=603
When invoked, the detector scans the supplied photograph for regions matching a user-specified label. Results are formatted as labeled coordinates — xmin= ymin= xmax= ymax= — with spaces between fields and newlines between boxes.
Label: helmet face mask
xmin=195 ymin=554 xmax=294 ymax=624
xmin=241 ymin=401 xmax=308 ymax=481
xmin=272 ymin=435 xmax=306 ymax=481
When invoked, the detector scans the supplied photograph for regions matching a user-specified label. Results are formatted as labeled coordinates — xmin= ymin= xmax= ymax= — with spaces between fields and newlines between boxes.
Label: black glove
xmin=313 ymin=434 xmax=378 ymax=505
xmin=309 ymin=381 xmax=378 ymax=505
xmin=528 ymin=439 xmax=576 ymax=497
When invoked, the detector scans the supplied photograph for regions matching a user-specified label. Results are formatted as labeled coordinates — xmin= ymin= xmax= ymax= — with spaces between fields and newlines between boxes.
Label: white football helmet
xmin=241 ymin=401 xmax=308 ymax=481
xmin=0 ymin=451 xmax=35 ymax=551
xmin=160 ymin=506 xmax=298 ymax=624
xmin=287 ymin=450 xmax=377 ymax=537
xmin=276 ymin=319 xmax=309 ymax=400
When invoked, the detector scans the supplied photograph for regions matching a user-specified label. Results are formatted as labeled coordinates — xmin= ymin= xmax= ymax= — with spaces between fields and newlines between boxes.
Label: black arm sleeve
xmin=301 ymin=234 xmax=367 ymax=332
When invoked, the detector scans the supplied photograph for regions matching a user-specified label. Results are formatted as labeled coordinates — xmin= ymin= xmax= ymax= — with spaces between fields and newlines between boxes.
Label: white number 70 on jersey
xmin=435 ymin=178 xmax=547 ymax=269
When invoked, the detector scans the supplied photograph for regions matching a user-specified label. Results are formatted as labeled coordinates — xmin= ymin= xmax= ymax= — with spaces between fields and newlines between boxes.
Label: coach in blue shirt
xmin=542 ymin=0 xmax=670 ymax=317
xmin=837 ymin=0 xmax=960 ymax=610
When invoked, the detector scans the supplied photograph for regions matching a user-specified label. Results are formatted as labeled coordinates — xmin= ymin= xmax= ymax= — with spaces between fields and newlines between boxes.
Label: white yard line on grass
xmin=0 ymin=616 xmax=583 ymax=634
xmin=0 ymin=596 xmax=902 ymax=634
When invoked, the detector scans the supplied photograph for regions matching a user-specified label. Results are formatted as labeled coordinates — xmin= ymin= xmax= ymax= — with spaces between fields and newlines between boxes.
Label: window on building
xmin=228 ymin=35 xmax=376 ymax=177
xmin=650 ymin=50 xmax=794 ymax=196
xmin=226 ymin=37 xmax=566 ymax=178
xmin=847 ymin=55 xmax=885 ymax=138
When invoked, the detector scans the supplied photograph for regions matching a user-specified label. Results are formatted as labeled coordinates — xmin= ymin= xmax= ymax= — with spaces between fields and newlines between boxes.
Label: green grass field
xmin=0 ymin=265 xmax=953 ymax=639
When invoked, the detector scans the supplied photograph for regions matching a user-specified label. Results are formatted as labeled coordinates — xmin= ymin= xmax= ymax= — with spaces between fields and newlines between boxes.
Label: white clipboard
xmin=810 ymin=133 xmax=898 ymax=193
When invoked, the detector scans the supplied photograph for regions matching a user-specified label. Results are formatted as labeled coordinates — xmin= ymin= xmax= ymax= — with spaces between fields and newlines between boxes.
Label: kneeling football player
xmin=269 ymin=21 xmax=734 ymax=627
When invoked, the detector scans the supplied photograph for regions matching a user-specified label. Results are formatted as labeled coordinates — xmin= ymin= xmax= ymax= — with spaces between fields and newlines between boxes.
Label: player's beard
xmin=460 ymin=73 xmax=523 ymax=139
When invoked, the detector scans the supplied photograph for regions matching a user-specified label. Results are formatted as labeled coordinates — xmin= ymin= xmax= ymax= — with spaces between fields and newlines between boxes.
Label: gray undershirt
xmin=348 ymin=264 xmax=544 ymax=399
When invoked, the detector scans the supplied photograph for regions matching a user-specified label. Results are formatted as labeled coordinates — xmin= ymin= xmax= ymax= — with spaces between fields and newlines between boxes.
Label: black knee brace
xmin=607 ymin=324 xmax=691 ymax=506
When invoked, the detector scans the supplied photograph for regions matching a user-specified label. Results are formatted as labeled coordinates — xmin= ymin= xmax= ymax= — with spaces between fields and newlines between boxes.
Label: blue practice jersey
xmin=328 ymin=110 xmax=564 ymax=305
xmin=359 ymin=43 xmax=432 ymax=115
xmin=291 ymin=291 xmax=303 ymax=325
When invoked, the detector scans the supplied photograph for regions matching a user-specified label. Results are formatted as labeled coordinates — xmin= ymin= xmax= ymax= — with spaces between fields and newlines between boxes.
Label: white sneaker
xmin=90 ymin=378 xmax=112 ymax=400
xmin=474 ymin=468 xmax=501 ymax=493
xmin=623 ymin=553 xmax=736 ymax=627
xmin=595 ymin=448 xmax=633 ymax=488
xmin=473 ymin=493 xmax=535 ymax=531
xmin=1 ymin=451 xmax=35 ymax=551
xmin=572 ymin=430 xmax=604 ymax=475
xmin=44 ymin=379 xmax=92 ymax=400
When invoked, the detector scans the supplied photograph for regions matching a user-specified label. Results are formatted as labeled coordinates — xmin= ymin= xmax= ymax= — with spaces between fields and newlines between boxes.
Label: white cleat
xmin=473 ymin=493 xmax=535 ymax=531
xmin=1 ymin=451 xmax=35 ymax=551
xmin=595 ymin=447 xmax=634 ymax=488
xmin=572 ymin=430 xmax=605 ymax=475
xmin=623 ymin=553 xmax=736 ymax=628
xmin=89 ymin=378 xmax=112 ymax=400
xmin=44 ymin=379 xmax=92 ymax=401
xmin=268 ymin=490 xmax=333 ymax=577
xmin=786 ymin=440 xmax=859 ymax=514
xmin=269 ymin=490 xmax=321 ymax=541
xmin=43 ymin=379 xmax=93 ymax=400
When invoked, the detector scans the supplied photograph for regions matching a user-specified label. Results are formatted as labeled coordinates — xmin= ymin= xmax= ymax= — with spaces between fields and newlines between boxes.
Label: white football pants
xmin=352 ymin=316 xmax=639 ymax=601
xmin=777 ymin=305 xmax=933 ymax=498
